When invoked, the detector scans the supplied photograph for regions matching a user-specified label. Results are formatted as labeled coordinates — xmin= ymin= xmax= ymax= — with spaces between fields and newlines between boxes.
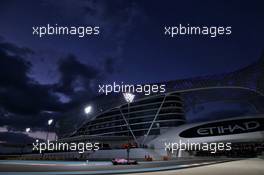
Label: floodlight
xmin=123 ymin=93 xmax=135 ymax=103
xmin=84 ymin=105 xmax=92 ymax=114
xmin=48 ymin=119 xmax=53 ymax=126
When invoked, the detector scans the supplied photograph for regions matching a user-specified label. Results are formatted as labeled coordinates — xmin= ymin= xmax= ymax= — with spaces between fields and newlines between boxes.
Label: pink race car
xmin=111 ymin=158 xmax=138 ymax=165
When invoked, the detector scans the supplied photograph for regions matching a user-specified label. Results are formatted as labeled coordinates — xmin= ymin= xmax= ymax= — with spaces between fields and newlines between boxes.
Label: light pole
xmin=82 ymin=105 xmax=93 ymax=160
xmin=123 ymin=92 xmax=135 ymax=164
xmin=42 ymin=119 xmax=53 ymax=159
xmin=46 ymin=119 xmax=53 ymax=141
xmin=22 ymin=128 xmax=31 ymax=156
xmin=82 ymin=105 xmax=92 ymax=129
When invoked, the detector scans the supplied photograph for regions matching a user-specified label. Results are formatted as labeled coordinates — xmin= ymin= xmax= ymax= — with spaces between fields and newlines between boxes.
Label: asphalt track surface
xmin=0 ymin=158 xmax=235 ymax=175
xmin=126 ymin=158 xmax=264 ymax=175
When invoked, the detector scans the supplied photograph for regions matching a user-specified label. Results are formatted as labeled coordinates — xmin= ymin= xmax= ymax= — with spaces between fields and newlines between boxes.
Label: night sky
xmin=0 ymin=0 xmax=264 ymax=144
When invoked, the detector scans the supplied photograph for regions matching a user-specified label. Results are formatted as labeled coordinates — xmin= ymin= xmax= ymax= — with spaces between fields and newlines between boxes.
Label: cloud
xmin=0 ymin=40 xmax=65 ymax=134
xmin=0 ymin=48 xmax=31 ymax=88
xmin=0 ymin=36 xmax=4 ymax=42
xmin=104 ymin=57 xmax=117 ymax=74
xmin=0 ymin=132 xmax=36 ymax=144
xmin=55 ymin=54 xmax=101 ymax=95
xmin=45 ymin=0 xmax=144 ymax=66
xmin=0 ymin=48 xmax=62 ymax=115
xmin=82 ymin=0 xmax=144 ymax=50
xmin=0 ymin=125 xmax=55 ymax=143
xmin=0 ymin=0 xmax=142 ymax=143
xmin=0 ymin=38 xmax=120 ymax=143
xmin=0 ymin=42 xmax=34 ymax=56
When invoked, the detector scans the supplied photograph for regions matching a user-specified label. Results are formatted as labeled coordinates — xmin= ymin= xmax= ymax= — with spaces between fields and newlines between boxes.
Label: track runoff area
xmin=0 ymin=158 xmax=245 ymax=175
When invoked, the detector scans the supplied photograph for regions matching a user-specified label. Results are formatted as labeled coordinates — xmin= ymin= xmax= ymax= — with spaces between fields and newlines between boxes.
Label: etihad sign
xmin=197 ymin=121 xmax=259 ymax=136
xmin=179 ymin=118 xmax=264 ymax=138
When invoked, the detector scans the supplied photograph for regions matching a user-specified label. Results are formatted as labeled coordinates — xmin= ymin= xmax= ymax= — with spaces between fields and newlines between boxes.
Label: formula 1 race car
xmin=111 ymin=158 xmax=138 ymax=165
